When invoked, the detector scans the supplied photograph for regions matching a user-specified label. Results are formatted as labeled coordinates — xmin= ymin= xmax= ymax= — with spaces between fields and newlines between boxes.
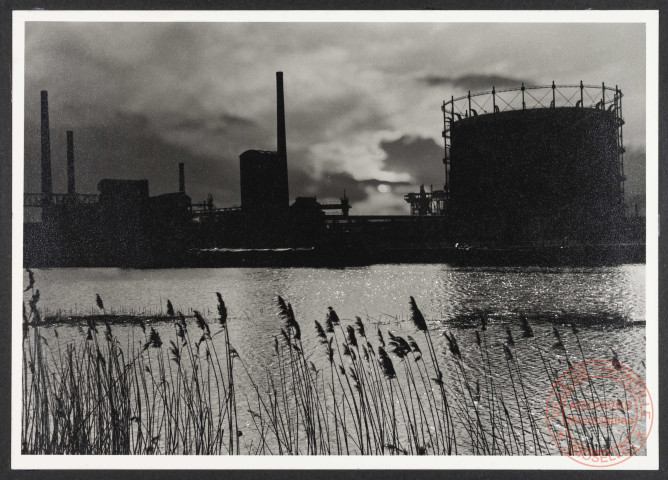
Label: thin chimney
xmin=67 ymin=131 xmax=75 ymax=195
xmin=178 ymin=162 xmax=185 ymax=194
xmin=40 ymin=91 xmax=53 ymax=201
xmin=276 ymin=72 xmax=289 ymax=206
xmin=276 ymin=72 xmax=286 ymax=161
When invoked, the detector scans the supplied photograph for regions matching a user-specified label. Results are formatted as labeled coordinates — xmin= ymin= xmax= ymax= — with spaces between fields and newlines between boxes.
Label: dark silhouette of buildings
xmin=406 ymin=82 xmax=637 ymax=246
xmin=23 ymin=78 xmax=645 ymax=268
xmin=448 ymin=107 xmax=623 ymax=243
xmin=240 ymin=150 xmax=289 ymax=214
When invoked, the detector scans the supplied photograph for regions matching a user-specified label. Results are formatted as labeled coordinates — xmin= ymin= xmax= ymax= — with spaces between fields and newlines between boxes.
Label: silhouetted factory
xmin=24 ymin=76 xmax=645 ymax=267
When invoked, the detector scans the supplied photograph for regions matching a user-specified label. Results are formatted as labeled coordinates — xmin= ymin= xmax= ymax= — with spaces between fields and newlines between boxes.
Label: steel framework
xmin=24 ymin=193 xmax=99 ymax=207
xmin=404 ymin=187 xmax=447 ymax=216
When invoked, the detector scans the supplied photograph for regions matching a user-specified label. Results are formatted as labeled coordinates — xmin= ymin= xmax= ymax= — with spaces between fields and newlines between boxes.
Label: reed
xmin=22 ymin=281 xmax=639 ymax=456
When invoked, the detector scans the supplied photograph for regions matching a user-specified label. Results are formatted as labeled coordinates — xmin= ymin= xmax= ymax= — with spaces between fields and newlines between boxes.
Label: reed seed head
xmin=389 ymin=335 xmax=411 ymax=358
xmin=216 ymin=292 xmax=227 ymax=326
xmin=377 ymin=328 xmax=385 ymax=347
xmin=519 ymin=315 xmax=534 ymax=338
xmin=443 ymin=331 xmax=461 ymax=359
xmin=346 ymin=325 xmax=358 ymax=348
xmin=407 ymin=335 xmax=421 ymax=354
xmin=193 ymin=310 xmax=210 ymax=336
xmin=277 ymin=296 xmax=289 ymax=318
xmin=355 ymin=317 xmax=366 ymax=337
xmin=409 ymin=296 xmax=428 ymax=331
xmin=95 ymin=294 xmax=104 ymax=311
xmin=169 ymin=340 xmax=180 ymax=364
xmin=377 ymin=346 xmax=396 ymax=379
xmin=314 ymin=320 xmax=327 ymax=344
xmin=552 ymin=326 xmax=565 ymax=351
xmin=325 ymin=314 xmax=334 ymax=333
xmin=166 ymin=300 xmax=174 ymax=317
xmin=146 ymin=327 xmax=162 ymax=349
xmin=327 ymin=306 xmax=340 ymax=326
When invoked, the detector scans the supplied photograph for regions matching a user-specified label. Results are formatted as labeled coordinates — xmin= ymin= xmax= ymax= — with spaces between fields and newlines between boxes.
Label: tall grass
xmin=22 ymin=281 xmax=640 ymax=455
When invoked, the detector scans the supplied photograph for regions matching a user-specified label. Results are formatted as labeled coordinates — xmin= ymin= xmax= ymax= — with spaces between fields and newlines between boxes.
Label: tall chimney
xmin=178 ymin=162 xmax=185 ymax=194
xmin=276 ymin=72 xmax=287 ymax=161
xmin=276 ymin=72 xmax=289 ymax=206
xmin=40 ymin=91 xmax=53 ymax=201
xmin=67 ymin=131 xmax=75 ymax=195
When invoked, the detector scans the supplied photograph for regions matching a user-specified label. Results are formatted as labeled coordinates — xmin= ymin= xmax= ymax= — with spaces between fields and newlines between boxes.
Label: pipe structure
xmin=67 ymin=131 xmax=75 ymax=195
xmin=179 ymin=162 xmax=185 ymax=194
xmin=40 ymin=91 xmax=53 ymax=201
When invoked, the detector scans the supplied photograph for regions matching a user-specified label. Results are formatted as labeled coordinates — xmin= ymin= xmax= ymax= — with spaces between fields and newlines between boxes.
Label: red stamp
xmin=546 ymin=359 xmax=653 ymax=467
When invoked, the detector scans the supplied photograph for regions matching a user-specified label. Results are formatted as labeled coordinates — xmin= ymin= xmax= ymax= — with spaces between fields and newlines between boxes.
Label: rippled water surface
xmin=24 ymin=265 xmax=646 ymax=455
xmin=29 ymin=264 xmax=645 ymax=322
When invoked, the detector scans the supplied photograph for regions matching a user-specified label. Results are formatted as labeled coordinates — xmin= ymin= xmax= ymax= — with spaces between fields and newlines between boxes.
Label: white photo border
xmin=11 ymin=9 xmax=660 ymax=470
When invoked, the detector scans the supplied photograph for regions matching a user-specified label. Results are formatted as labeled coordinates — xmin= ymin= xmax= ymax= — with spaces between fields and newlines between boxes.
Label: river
xmin=22 ymin=264 xmax=646 ymax=455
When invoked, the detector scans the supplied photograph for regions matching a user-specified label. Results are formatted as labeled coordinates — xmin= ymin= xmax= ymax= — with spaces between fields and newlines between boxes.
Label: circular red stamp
xmin=545 ymin=359 xmax=653 ymax=467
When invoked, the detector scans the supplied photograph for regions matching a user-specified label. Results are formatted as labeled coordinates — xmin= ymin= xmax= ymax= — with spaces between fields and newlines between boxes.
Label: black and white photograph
xmin=10 ymin=9 xmax=659 ymax=470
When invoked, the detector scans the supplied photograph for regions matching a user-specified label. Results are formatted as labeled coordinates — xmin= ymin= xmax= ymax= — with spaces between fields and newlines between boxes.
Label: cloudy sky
xmin=24 ymin=21 xmax=646 ymax=214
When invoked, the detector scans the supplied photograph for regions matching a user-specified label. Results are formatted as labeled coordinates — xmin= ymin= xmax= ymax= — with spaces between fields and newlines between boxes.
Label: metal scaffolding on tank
xmin=439 ymin=81 xmax=626 ymax=204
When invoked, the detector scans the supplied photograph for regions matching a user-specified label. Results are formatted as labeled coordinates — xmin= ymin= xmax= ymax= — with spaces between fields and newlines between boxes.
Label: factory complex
xmin=24 ymin=74 xmax=645 ymax=267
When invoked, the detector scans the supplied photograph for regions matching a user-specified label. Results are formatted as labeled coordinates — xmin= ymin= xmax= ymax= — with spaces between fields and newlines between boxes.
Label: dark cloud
xmin=288 ymin=165 xmax=409 ymax=205
xmin=23 ymin=21 xmax=646 ymax=215
xmin=172 ymin=113 xmax=258 ymax=135
xmin=24 ymin=111 xmax=242 ymax=207
xmin=418 ymin=73 xmax=531 ymax=91
xmin=380 ymin=135 xmax=445 ymax=188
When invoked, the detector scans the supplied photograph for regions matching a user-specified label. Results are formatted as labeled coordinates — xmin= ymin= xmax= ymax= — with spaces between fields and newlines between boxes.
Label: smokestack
xmin=276 ymin=72 xmax=286 ymax=161
xmin=178 ymin=162 xmax=185 ymax=194
xmin=40 ymin=91 xmax=53 ymax=200
xmin=67 ymin=131 xmax=75 ymax=195
xmin=276 ymin=72 xmax=289 ymax=207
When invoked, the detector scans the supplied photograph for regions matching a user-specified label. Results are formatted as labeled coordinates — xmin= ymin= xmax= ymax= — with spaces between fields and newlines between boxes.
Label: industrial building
xmin=23 ymin=78 xmax=645 ymax=267
xmin=24 ymin=91 xmax=193 ymax=266
xmin=441 ymin=82 xmax=627 ymax=245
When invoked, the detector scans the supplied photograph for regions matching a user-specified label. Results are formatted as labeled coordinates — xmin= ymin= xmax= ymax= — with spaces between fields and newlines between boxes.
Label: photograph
xmin=11 ymin=9 xmax=659 ymax=470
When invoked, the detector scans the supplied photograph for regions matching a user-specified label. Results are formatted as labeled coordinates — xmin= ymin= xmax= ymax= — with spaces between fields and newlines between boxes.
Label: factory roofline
xmin=240 ymin=149 xmax=279 ymax=157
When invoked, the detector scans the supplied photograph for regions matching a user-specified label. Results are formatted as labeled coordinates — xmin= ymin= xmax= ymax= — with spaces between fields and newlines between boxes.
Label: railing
xmin=189 ymin=204 xmax=241 ymax=216
xmin=24 ymin=193 xmax=99 ymax=207
xmin=190 ymin=203 xmax=241 ymax=220
xmin=440 ymin=81 xmax=626 ymax=202
xmin=442 ymin=82 xmax=623 ymax=119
